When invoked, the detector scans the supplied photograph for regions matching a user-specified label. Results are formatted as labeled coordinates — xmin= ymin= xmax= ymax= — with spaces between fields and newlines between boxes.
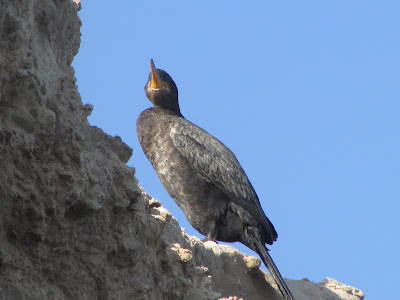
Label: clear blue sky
xmin=73 ymin=2 xmax=400 ymax=299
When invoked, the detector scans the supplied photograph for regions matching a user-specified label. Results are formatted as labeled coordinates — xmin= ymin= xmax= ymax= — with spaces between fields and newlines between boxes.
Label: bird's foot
xmin=202 ymin=237 xmax=219 ymax=244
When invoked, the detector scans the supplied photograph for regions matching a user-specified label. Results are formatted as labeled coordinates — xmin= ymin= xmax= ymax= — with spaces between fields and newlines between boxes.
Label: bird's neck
xmin=153 ymin=97 xmax=182 ymax=116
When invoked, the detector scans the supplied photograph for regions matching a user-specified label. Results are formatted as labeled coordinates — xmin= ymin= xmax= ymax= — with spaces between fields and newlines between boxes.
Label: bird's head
xmin=144 ymin=59 xmax=180 ymax=115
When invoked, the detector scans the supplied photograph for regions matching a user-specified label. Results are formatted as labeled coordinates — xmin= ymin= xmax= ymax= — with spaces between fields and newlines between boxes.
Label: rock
xmin=0 ymin=1 xmax=364 ymax=299
xmin=321 ymin=278 xmax=365 ymax=300
xmin=284 ymin=278 xmax=365 ymax=300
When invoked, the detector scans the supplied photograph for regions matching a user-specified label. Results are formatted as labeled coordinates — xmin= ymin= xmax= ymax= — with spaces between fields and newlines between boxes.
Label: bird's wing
xmin=170 ymin=117 xmax=276 ymax=240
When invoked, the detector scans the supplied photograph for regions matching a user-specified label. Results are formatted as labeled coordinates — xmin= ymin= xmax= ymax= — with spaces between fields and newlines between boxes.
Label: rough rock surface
xmin=0 ymin=1 xmax=364 ymax=299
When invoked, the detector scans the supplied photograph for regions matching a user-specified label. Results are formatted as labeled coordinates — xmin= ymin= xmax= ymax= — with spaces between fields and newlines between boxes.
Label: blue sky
xmin=73 ymin=2 xmax=400 ymax=299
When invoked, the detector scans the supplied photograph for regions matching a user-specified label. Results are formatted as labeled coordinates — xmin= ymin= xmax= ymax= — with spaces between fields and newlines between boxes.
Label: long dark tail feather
xmin=253 ymin=238 xmax=294 ymax=300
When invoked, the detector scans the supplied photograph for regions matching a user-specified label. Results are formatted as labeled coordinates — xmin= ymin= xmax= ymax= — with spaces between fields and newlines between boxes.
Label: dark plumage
xmin=137 ymin=60 xmax=294 ymax=300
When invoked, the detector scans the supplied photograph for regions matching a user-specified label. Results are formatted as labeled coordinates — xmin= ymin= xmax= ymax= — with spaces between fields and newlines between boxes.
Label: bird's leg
xmin=202 ymin=226 xmax=219 ymax=243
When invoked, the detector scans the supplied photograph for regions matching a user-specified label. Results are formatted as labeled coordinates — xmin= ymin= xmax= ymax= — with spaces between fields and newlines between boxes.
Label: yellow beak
xmin=149 ymin=59 xmax=167 ymax=89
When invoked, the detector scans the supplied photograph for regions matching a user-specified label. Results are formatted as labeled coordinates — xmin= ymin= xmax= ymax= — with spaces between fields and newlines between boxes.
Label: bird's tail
xmin=253 ymin=238 xmax=294 ymax=300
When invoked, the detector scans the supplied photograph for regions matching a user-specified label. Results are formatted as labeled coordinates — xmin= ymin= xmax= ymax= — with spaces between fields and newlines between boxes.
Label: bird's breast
xmin=136 ymin=108 xmax=229 ymax=236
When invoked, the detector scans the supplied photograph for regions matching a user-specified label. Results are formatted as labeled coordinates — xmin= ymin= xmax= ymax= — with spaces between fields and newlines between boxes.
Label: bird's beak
xmin=149 ymin=59 xmax=167 ymax=89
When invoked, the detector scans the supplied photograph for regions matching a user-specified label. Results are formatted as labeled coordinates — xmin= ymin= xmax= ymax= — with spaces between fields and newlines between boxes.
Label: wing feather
xmin=170 ymin=117 xmax=276 ymax=241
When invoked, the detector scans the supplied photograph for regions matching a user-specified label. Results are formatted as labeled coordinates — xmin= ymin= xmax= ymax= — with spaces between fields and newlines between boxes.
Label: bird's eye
xmin=148 ymin=74 xmax=152 ymax=81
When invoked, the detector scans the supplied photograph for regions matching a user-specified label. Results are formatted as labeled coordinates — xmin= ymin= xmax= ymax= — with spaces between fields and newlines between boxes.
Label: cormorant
xmin=137 ymin=60 xmax=294 ymax=300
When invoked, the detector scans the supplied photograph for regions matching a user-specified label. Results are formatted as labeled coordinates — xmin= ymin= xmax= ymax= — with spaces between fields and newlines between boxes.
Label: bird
xmin=137 ymin=59 xmax=294 ymax=300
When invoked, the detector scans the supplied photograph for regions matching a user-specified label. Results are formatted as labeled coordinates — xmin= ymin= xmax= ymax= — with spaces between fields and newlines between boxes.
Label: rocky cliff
xmin=0 ymin=1 xmax=364 ymax=299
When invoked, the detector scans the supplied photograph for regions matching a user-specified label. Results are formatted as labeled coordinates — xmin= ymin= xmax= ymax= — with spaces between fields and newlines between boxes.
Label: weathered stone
xmin=0 ymin=1 xmax=364 ymax=300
